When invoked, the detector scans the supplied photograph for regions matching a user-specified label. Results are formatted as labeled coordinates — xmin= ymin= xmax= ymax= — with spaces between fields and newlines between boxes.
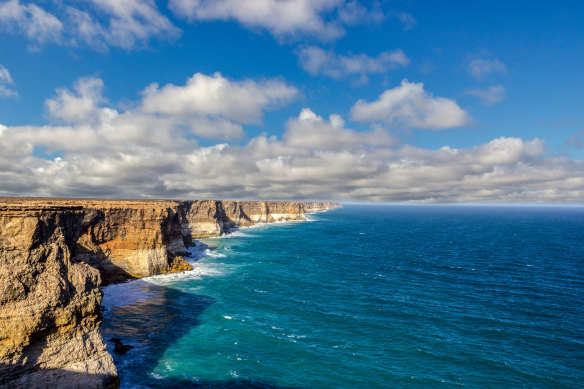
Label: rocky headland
xmin=0 ymin=198 xmax=339 ymax=388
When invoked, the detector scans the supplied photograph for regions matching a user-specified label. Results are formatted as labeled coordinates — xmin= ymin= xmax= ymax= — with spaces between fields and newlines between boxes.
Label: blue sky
xmin=0 ymin=0 xmax=583 ymax=202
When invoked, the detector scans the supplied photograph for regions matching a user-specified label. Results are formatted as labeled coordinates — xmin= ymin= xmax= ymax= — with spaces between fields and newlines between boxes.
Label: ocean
xmin=102 ymin=205 xmax=584 ymax=388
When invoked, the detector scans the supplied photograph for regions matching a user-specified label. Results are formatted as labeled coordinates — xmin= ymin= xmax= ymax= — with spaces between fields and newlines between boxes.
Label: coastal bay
xmin=0 ymin=198 xmax=338 ymax=388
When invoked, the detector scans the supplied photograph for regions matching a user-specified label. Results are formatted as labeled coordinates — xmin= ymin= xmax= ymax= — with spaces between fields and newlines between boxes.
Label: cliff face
xmin=0 ymin=205 xmax=118 ymax=388
xmin=179 ymin=200 xmax=319 ymax=240
xmin=0 ymin=198 xmax=339 ymax=388
xmin=75 ymin=201 xmax=191 ymax=284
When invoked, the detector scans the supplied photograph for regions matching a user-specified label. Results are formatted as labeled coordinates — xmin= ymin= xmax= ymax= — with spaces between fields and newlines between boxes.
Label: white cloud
xmin=467 ymin=85 xmax=506 ymax=105
xmin=350 ymin=79 xmax=472 ymax=130
xmin=283 ymin=108 xmax=396 ymax=149
xmin=46 ymin=77 xmax=114 ymax=124
xmin=169 ymin=0 xmax=345 ymax=41
xmin=0 ymin=1 xmax=393 ymax=49
xmin=297 ymin=46 xmax=409 ymax=79
xmin=0 ymin=0 xmax=179 ymax=50
xmin=474 ymin=136 xmax=545 ymax=165
xmin=78 ymin=0 xmax=180 ymax=50
xmin=2 ymin=72 xmax=297 ymax=156
xmin=0 ymin=0 xmax=63 ymax=45
xmin=141 ymin=72 xmax=298 ymax=124
xmin=1 ymin=76 xmax=583 ymax=203
xmin=168 ymin=0 xmax=390 ymax=42
xmin=467 ymin=57 xmax=507 ymax=80
xmin=0 ymin=64 xmax=17 ymax=97
xmin=337 ymin=1 xmax=384 ymax=26
xmin=0 ymin=64 xmax=13 ymax=84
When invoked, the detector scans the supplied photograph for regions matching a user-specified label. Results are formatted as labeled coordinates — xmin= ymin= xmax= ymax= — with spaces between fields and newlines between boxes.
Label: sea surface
xmin=102 ymin=205 xmax=584 ymax=388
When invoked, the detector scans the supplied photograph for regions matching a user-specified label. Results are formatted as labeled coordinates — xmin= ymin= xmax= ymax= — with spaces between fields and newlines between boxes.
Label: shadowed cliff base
xmin=101 ymin=281 xmax=215 ymax=387
xmin=0 ymin=363 xmax=120 ymax=389
xmin=100 ymin=250 xmax=307 ymax=389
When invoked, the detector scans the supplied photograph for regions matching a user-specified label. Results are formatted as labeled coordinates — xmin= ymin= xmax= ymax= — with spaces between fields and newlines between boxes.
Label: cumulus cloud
xmin=169 ymin=0 xmax=386 ymax=41
xmin=0 ymin=1 xmax=398 ymax=49
xmin=0 ymin=0 xmax=179 ymax=50
xmin=1 ymin=76 xmax=583 ymax=203
xmin=467 ymin=57 xmax=507 ymax=80
xmin=0 ymin=0 xmax=63 ymax=45
xmin=71 ymin=0 xmax=180 ymax=50
xmin=297 ymin=46 xmax=409 ymax=79
xmin=0 ymin=64 xmax=17 ymax=97
xmin=467 ymin=85 xmax=506 ymax=105
xmin=350 ymin=79 xmax=472 ymax=130
xmin=141 ymin=72 xmax=298 ymax=124
xmin=1 ymin=72 xmax=297 ymax=157
xmin=46 ymin=77 xmax=114 ymax=123
xmin=169 ymin=0 xmax=344 ymax=41
xmin=283 ymin=108 xmax=396 ymax=149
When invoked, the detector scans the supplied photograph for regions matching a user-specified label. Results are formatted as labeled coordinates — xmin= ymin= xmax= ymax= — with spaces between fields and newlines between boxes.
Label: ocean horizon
xmin=102 ymin=204 xmax=584 ymax=388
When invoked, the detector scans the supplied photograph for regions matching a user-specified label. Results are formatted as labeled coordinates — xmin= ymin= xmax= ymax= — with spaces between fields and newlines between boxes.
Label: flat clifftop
xmin=0 ymin=197 xmax=340 ymax=207
xmin=0 ymin=197 xmax=338 ymax=388
xmin=0 ymin=198 xmax=184 ymax=210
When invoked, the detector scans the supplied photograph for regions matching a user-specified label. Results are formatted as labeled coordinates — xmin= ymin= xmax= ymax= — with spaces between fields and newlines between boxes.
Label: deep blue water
xmin=102 ymin=205 xmax=584 ymax=388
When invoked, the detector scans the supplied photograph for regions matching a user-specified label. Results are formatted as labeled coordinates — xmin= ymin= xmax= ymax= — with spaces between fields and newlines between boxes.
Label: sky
xmin=0 ymin=0 xmax=583 ymax=203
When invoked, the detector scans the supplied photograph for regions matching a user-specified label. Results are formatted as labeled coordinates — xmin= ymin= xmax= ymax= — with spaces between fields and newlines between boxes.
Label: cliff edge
xmin=0 ymin=205 xmax=118 ymax=388
xmin=0 ymin=198 xmax=339 ymax=388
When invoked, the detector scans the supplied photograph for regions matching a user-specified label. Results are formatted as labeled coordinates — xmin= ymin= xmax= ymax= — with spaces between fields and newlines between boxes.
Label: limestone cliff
xmin=0 ymin=205 xmax=119 ymax=388
xmin=74 ymin=200 xmax=191 ymax=284
xmin=0 ymin=198 xmax=339 ymax=388
xmin=179 ymin=200 xmax=327 ymax=240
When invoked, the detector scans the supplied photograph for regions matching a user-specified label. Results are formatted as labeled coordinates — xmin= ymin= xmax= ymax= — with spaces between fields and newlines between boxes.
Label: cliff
xmin=0 ymin=198 xmax=339 ymax=388
xmin=74 ymin=200 xmax=192 ymax=284
xmin=0 ymin=205 xmax=118 ymax=388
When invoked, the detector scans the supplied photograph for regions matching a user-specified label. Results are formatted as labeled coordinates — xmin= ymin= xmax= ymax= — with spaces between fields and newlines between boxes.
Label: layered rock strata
xmin=0 ymin=205 xmax=119 ymax=388
xmin=0 ymin=198 xmax=339 ymax=388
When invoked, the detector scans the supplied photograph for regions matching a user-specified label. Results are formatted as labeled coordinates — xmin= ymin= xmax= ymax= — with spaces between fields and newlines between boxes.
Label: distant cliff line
xmin=0 ymin=198 xmax=339 ymax=388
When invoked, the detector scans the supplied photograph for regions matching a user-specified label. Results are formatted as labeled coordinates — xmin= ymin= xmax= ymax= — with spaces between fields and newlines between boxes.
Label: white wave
xmin=102 ymin=261 xmax=225 ymax=309
xmin=208 ymin=231 xmax=258 ymax=239
xmin=204 ymin=248 xmax=226 ymax=258
xmin=147 ymin=262 xmax=225 ymax=285
xmin=286 ymin=333 xmax=307 ymax=339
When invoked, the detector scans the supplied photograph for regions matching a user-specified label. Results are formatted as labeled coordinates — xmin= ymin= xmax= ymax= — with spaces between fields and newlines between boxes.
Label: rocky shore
xmin=0 ymin=198 xmax=339 ymax=388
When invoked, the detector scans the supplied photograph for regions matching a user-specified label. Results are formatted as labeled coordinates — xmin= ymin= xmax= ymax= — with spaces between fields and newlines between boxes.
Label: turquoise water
xmin=102 ymin=205 xmax=584 ymax=388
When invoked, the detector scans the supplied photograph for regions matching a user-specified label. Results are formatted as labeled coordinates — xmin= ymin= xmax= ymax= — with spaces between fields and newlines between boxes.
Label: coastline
xmin=99 ymin=210 xmax=333 ymax=387
xmin=0 ymin=198 xmax=339 ymax=388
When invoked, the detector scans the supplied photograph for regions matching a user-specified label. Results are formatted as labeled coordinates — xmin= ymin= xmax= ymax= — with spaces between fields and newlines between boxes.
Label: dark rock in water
xmin=113 ymin=340 xmax=134 ymax=355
